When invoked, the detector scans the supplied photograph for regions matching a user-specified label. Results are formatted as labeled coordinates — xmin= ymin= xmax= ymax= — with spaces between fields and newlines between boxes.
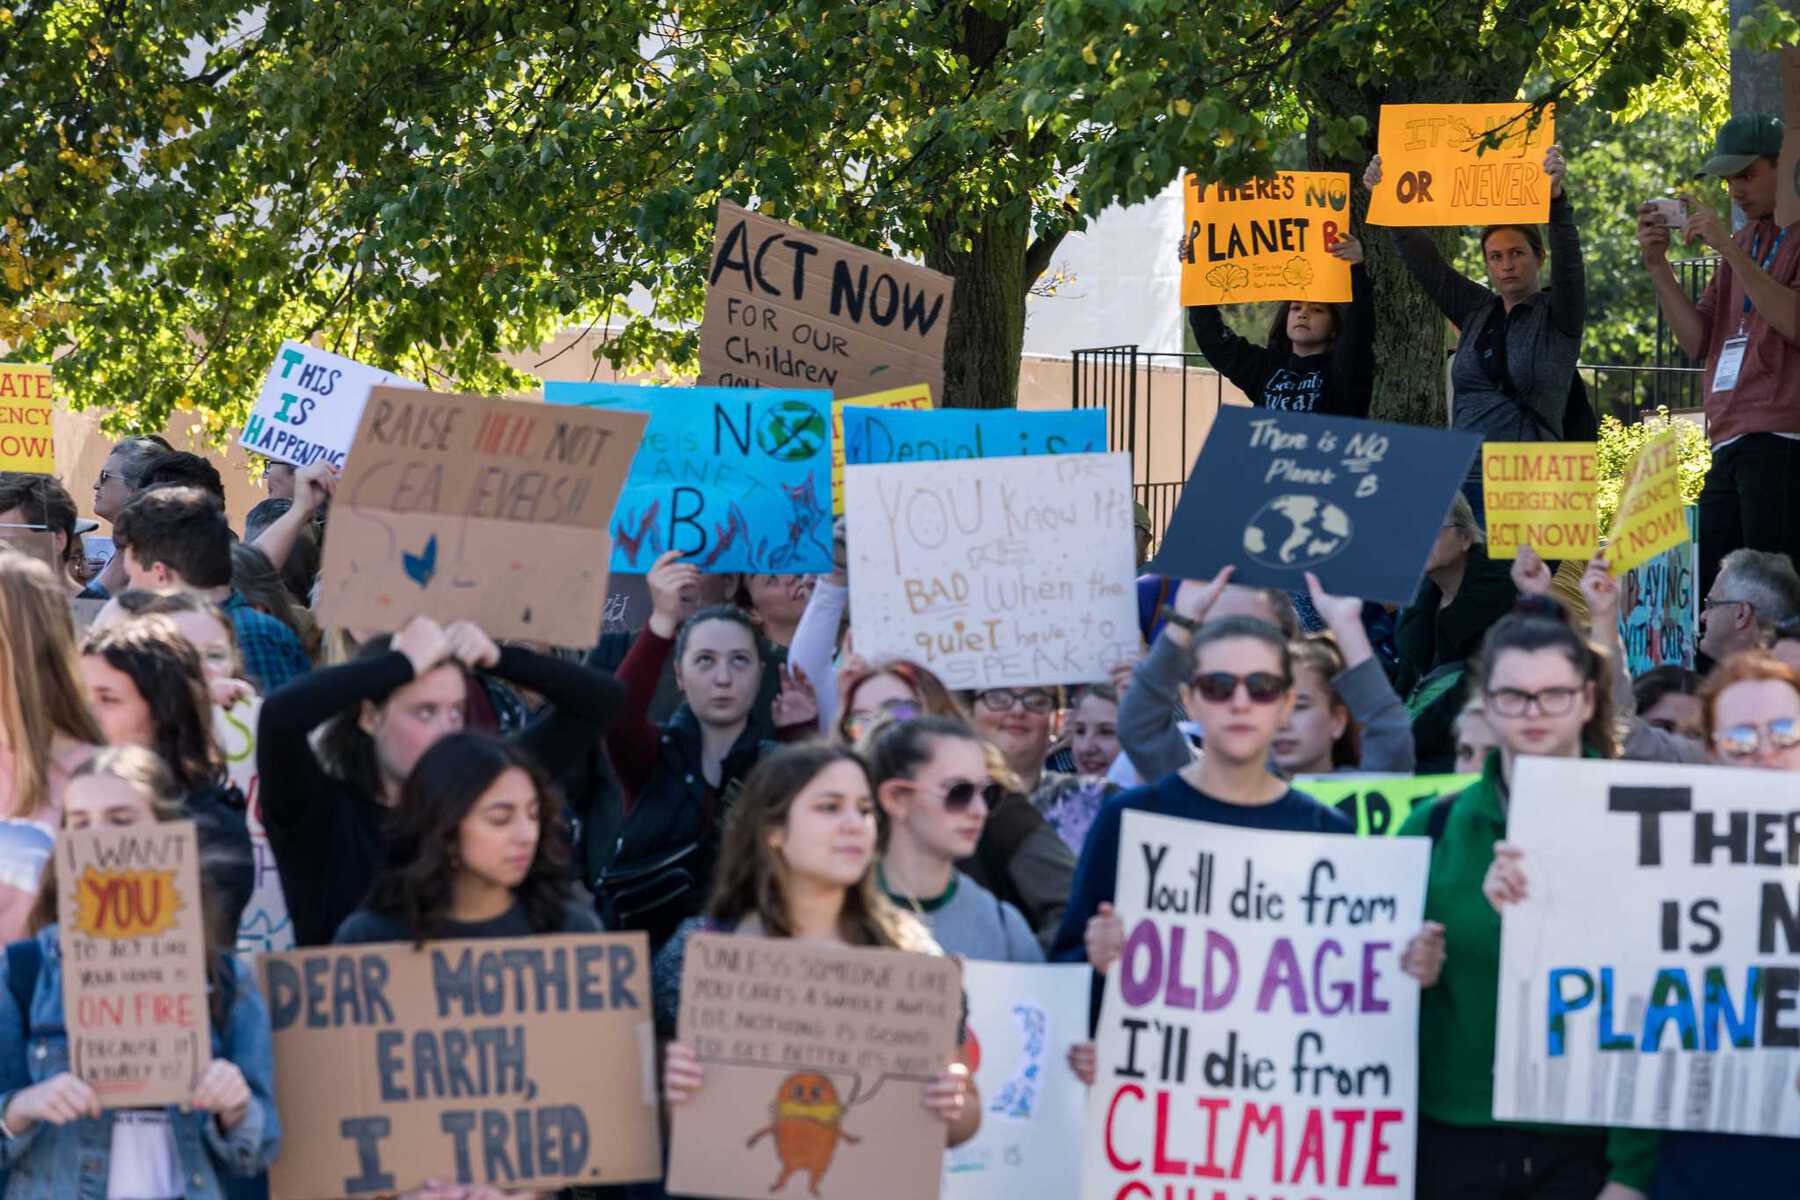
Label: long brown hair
xmin=709 ymin=743 xmax=931 ymax=950
xmin=81 ymin=616 xmax=223 ymax=794
xmin=0 ymin=552 xmax=102 ymax=819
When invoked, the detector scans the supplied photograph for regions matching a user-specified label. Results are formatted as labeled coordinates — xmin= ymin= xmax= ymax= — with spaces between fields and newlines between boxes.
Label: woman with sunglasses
xmin=834 ymin=659 xmax=965 ymax=743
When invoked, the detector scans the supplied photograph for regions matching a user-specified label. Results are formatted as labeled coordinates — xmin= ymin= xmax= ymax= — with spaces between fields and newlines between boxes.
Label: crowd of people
xmin=0 ymin=109 xmax=1794 ymax=1200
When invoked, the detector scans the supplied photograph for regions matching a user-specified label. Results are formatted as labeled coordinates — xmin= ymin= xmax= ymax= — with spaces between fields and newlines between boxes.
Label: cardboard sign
xmin=545 ymin=382 xmax=833 ymax=574
xmin=58 ymin=820 xmax=210 ymax=1107
xmin=216 ymin=698 xmax=295 ymax=958
xmin=1778 ymin=49 xmax=1800 ymax=229
xmin=0 ymin=364 xmax=54 ymax=472
xmin=832 ymin=383 xmax=934 ymax=515
xmin=315 ymin=387 xmax=647 ymax=645
xmin=843 ymin=452 xmax=1140 ymax=690
xmin=1606 ymin=429 xmax=1687 ymax=576
xmin=1479 ymin=442 xmax=1598 ymax=560
xmin=1147 ymin=406 xmax=1480 ymax=604
xmin=1367 ymin=103 xmax=1554 ymax=227
xmin=1085 ymin=811 xmax=1428 ymax=1200
xmin=841 ymin=406 xmax=1108 ymax=466
xmin=1618 ymin=507 xmax=1699 ymax=676
xmin=669 ymin=932 xmax=962 ymax=1200
xmin=698 ymin=200 xmax=954 ymax=399
xmin=1179 ymin=172 xmax=1354 ymax=305
xmin=239 ymin=342 xmax=422 ymax=469
xmin=1293 ymin=773 xmax=1479 ymax=837
xmin=942 ymin=962 xmax=1089 ymax=1200
xmin=262 ymin=933 xmax=661 ymax=1198
xmin=1494 ymin=758 xmax=1800 ymax=1135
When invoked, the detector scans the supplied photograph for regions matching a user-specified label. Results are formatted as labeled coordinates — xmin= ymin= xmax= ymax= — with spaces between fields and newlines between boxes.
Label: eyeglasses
xmin=844 ymin=699 xmax=923 ymax=739
xmin=1713 ymin=717 xmax=1800 ymax=760
xmin=1702 ymin=594 xmax=1752 ymax=612
xmin=96 ymin=470 xmax=116 ymax=486
xmin=1189 ymin=671 xmax=1289 ymax=704
xmin=975 ymin=689 xmax=1056 ymax=715
xmin=911 ymin=778 xmax=1006 ymax=812
xmin=1485 ymin=686 xmax=1582 ymax=717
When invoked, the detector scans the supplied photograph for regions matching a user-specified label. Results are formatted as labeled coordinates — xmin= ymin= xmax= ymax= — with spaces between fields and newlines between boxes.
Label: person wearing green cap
xmin=1637 ymin=112 xmax=1800 ymax=602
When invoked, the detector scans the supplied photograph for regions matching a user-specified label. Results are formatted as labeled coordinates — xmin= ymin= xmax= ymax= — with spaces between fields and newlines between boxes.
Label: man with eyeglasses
xmin=1698 ymin=547 xmax=1800 ymax=666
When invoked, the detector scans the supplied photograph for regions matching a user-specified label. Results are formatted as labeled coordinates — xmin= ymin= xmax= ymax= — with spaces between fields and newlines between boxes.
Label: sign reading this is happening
xmin=240 ymin=341 xmax=422 ymax=469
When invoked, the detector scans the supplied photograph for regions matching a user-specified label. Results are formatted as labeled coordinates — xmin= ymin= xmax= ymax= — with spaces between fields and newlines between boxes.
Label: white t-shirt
xmin=107 ymin=1110 xmax=182 ymax=1200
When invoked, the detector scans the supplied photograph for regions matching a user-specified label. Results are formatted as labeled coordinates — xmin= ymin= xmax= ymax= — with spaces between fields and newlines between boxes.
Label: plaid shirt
xmin=221 ymin=592 xmax=311 ymax=693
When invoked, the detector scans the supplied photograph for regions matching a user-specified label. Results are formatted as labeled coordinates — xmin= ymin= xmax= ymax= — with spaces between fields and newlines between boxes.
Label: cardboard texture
xmin=698 ymin=200 xmax=954 ymax=399
xmin=1179 ymin=172 xmax=1354 ymax=305
xmin=57 ymin=820 xmax=210 ymax=1108
xmin=1779 ymin=49 xmax=1800 ymax=230
xmin=832 ymin=383 xmax=934 ymax=515
xmin=0 ymin=365 xmax=54 ymax=472
xmin=839 ymin=406 xmax=1107 ymax=467
xmin=261 ymin=933 xmax=661 ymax=1199
xmin=239 ymin=341 xmax=422 ymax=470
xmin=1479 ymin=442 xmax=1598 ymax=559
xmin=1605 ymin=429 xmax=1687 ymax=576
xmin=544 ymin=382 xmax=833 ymax=574
xmin=1368 ymin=103 xmax=1554 ymax=227
xmin=843 ymin=451 xmax=1140 ymax=690
xmin=669 ymin=933 xmax=962 ymax=1200
xmin=315 ymin=387 xmax=647 ymax=645
xmin=1293 ymin=773 xmax=1480 ymax=837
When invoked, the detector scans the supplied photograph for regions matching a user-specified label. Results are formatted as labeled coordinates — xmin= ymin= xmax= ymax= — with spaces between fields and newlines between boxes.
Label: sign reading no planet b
xmin=698 ymin=200 xmax=954 ymax=400
xmin=1495 ymin=757 xmax=1800 ymax=1136
xmin=1147 ymin=407 xmax=1480 ymax=605
xmin=1180 ymin=172 xmax=1354 ymax=306
xmin=0 ymin=364 xmax=54 ymax=472
xmin=239 ymin=341 xmax=422 ymax=469
xmin=545 ymin=382 xmax=833 ymax=575
xmin=1367 ymin=103 xmax=1554 ymax=227
xmin=1480 ymin=442 xmax=1598 ymax=560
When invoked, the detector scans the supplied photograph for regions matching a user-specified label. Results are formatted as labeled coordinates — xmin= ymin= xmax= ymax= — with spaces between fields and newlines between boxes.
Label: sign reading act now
xmin=1480 ymin=442 xmax=1597 ymax=560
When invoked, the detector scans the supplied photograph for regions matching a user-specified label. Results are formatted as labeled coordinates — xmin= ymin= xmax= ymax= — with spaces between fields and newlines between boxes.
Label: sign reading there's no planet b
xmin=1148 ymin=407 xmax=1480 ymax=604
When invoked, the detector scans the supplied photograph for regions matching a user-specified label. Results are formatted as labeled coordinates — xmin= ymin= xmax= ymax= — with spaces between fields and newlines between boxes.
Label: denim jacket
xmin=0 ymin=926 xmax=281 ymax=1200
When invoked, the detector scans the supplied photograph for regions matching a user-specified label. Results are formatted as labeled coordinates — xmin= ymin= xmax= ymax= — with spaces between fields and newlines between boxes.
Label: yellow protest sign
xmin=1367 ymin=103 xmax=1554 ymax=227
xmin=1606 ymin=430 xmax=1688 ymax=576
xmin=1480 ymin=442 xmax=1598 ymax=560
xmin=1179 ymin=171 xmax=1353 ymax=305
xmin=0 ymin=364 xmax=54 ymax=472
xmin=831 ymin=382 xmax=933 ymax=514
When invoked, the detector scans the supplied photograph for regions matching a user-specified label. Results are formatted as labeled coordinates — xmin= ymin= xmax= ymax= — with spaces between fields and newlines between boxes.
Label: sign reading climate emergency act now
xmin=1480 ymin=443 xmax=1598 ymax=560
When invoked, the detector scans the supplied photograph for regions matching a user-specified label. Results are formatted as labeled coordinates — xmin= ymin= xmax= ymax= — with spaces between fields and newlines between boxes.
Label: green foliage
xmin=1594 ymin=407 xmax=1710 ymax=534
xmin=1734 ymin=2 xmax=1800 ymax=51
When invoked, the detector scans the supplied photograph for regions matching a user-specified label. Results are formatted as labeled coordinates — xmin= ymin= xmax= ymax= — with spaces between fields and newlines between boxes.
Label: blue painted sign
xmin=840 ymin=406 xmax=1107 ymax=465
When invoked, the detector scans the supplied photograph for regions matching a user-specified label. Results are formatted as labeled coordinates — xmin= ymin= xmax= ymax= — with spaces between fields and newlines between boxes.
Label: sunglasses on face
xmin=844 ymin=699 xmax=923 ymax=738
xmin=976 ymin=689 xmax=1056 ymax=714
xmin=912 ymin=778 xmax=1006 ymax=812
xmin=1713 ymin=717 xmax=1800 ymax=760
xmin=1189 ymin=671 xmax=1289 ymax=704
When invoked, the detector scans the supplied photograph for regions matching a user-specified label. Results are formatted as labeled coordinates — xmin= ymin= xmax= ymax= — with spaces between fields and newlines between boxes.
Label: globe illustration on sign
xmin=1242 ymin=495 xmax=1353 ymax=568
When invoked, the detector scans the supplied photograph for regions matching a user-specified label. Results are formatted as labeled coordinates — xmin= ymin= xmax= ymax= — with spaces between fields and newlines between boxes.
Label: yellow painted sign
xmin=831 ymin=382 xmax=933 ymax=514
xmin=1481 ymin=442 xmax=1598 ymax=559
xmin=1606 ymin=430 xmax=1687 ymax=576
xmin=1180 ymin=171 xmax=1353 ymax=305
xmin=0 ymin=364 xmax=54 ymax=472
xmin=1367 ymin=103 xmax=1554 ymax=227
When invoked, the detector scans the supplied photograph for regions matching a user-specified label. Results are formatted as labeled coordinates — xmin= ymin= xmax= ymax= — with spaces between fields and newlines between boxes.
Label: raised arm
xmin=1364 ymin=155 xmax=1493 ymax=328
xmin=1117 ymin=571 xmax=1237 ymax=782
xmin=1542 ymin=148 xmax=1586 ymax=340
xmin=604 ymin=550 xmax=692 ymax=804
xmin=1637 ymin=201 xmax=1713 ymax=360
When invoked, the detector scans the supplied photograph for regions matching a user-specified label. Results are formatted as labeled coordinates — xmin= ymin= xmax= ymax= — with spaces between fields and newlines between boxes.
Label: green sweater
xmin=1400 ymin=750 xmax=1658 ymax=1191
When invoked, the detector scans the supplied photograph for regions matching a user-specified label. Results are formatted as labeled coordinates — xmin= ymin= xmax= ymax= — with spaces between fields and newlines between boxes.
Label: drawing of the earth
xmin=1242 ymin=495 xmax=1353 ymax=568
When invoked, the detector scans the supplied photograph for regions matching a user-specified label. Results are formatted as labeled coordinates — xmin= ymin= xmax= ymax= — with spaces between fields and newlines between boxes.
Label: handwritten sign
xmin=698 ymin=200 xmax=954 ymax=399
xmin=0 ymin=364 xmax=53 ymax=472
xmin=1293 ymin=773 xmax=1478 ymax=837
xmin=216 ymin=698 xmax=294 ymax=958
xmin=669 ymin=933 xmax=962 ymax=1200
xmin=1618 ymin=507 xmax=1699 ymax=675
xmin=1179 ymin=172 xmax=1353 ymax=305
xmin=841 ymin=406 xmax=1108 ymax=467
xmin=833 ymin=384 xmax=934 ymax=516
xmin=1606 ymin=430 xmax=1687 ymax=576
xmin=545 ymin=381 xmax=832 ymax=574
xmin=1367 ymin=103 xmax=1554 ymax=227
xmin=58 ymin=820 xmax=210 ymax=1107
xmin=239 ymin=341 xmax=421 ymax=469
xmin=1480 ymin=442 xmax=1598 ymax=560
xmin=843 ymin=452 xmax=1139 ymax=690
xmin=315 ymin=387 xmax=646 ymax=645
xmin=262 ymin=934 xmax=660 ymax=1198
xmin=943 ymin=961 xmax=1089 ymax=1200
xmin=1085 ymin=811 xmax=1427 ymax=1200
xmin=1495 ymin=757 xmax=1800 ymax=1135
xmin=1148 ymin=407 xmax=1480 ymax=604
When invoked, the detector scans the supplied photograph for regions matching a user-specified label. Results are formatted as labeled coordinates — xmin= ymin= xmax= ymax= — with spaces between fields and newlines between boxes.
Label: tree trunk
xmin=923 ymin=207 xmax=1045 ymax=410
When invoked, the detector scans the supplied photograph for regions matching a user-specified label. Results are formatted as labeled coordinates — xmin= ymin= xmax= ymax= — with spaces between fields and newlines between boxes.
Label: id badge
xmin=1713 ymin=335 xmax=1749 ymax=392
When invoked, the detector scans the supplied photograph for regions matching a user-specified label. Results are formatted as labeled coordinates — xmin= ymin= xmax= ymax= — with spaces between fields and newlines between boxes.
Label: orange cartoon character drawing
xmin=745 ymin=1071 xmax=861 ymax=1197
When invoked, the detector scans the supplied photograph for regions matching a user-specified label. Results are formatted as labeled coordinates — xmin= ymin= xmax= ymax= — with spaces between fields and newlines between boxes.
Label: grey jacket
xmin=1391 ymin=192 xmax=1586 ymax=441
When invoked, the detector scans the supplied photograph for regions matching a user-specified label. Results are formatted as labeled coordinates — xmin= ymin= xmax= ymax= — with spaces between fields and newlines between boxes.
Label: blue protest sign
xmin=1147 ymin=407 xmax=1480 ymax=604
xmin=545 ymin=382 xmax=833 ymax=574
xmin=840 ymin=406 xmax=1107 ymax=465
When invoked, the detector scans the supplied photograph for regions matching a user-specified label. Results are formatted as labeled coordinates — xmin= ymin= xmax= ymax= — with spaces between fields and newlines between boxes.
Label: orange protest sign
xmin=1180 ymin=172 xmax=1353 ymax=305
xmin=0 ymin=364 xmax=54 ymax=472
xmin=1480 ymin=442 xmax=1598 ymax=560
xmin=831 ymin=383 xmax=933 ymax=515
xmin=1367 ymin=103 xmax=1554 ymax=227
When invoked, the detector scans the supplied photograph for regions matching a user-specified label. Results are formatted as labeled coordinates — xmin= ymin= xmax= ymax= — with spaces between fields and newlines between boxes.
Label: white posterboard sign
xmin=943 ymin=962 xmax=1090 ymax=1200
xmin=1495 ymin=757 xmax=1800 ymax=1135
xmin=843 ymin=452 xmax=1139 ymax=690
xmin=215 ymin=698 xmax=294 ymax=957
xmin=239 ymin=340 xmax=421 ymax=469
xmin=1083 ymin=811 xmax=1428 ymax=1200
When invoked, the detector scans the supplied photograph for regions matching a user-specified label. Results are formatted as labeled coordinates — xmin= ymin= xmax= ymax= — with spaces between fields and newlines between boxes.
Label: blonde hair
xmin=1445 ymin=493 xmax=1484 ymax=546
xmin=0 ymin=552 xmax=102 ymax=819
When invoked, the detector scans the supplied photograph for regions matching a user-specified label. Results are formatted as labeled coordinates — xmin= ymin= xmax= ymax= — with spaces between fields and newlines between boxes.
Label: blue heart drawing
xmin=403 ymin=534 xmax=438 ymax=588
